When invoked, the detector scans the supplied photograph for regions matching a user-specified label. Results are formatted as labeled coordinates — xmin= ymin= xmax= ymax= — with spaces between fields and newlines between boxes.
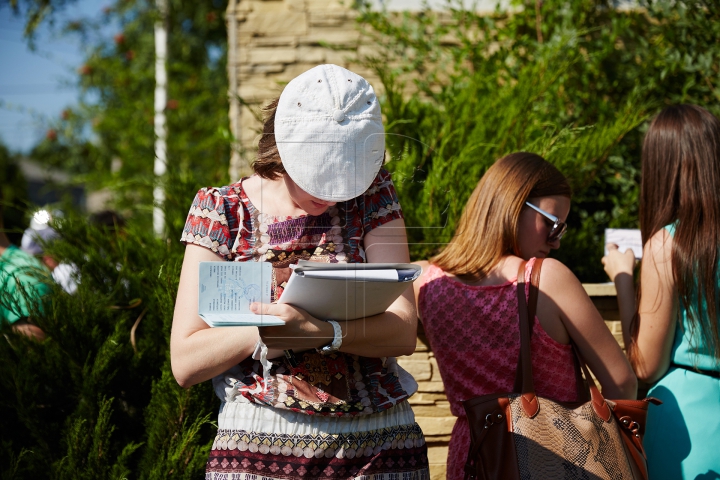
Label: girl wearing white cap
xmin=171 ymin=64 xmax=429 ymax=479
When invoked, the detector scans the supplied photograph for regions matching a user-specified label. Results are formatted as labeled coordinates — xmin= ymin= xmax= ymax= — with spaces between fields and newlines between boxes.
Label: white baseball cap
xmin=274 ymin=64 xmax=385 ymax=202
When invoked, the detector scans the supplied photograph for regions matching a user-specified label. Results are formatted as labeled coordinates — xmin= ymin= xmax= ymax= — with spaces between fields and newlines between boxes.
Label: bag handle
xmin=572 ymin=343 xmax=612 ymax=421
xmin=512 ymin=259 xmax=540 ymax=394
xmin=514 ymin=259 xmax=540 ymax=415
xmin=514 ymin=258 xmax=612 ymax=421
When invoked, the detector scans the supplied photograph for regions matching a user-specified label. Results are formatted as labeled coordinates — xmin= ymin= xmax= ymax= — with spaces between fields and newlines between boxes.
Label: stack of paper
xmin=198 ymin=261 xmax=422 ymax=327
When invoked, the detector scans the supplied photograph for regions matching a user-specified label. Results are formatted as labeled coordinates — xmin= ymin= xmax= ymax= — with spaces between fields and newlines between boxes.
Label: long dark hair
xmin=432 ymin=152 xmax=571 ymax=280
xmin=634 ymin=104 xmax=720 ymax=362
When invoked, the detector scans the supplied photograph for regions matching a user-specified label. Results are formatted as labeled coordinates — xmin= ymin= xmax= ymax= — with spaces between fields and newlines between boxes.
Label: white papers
xmin=604 ymin=228 xmax=643 ymax=259
xmin=197 ymin=261 xmax=423 ymax=327
xmin=277 ymin=262 xmax=421 ymax=321
xmin=298 ymin=269 xmax=400 ymax=281
xmin=198 ymin=262 xmax=283 ymax=327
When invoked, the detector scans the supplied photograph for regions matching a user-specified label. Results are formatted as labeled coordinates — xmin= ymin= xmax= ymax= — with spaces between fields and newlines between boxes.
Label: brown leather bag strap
xmin=513 ymin=260 xmax=528 ymax=393
xmin=514 ymin=259 xmax=543 ymax=397
xmin=514 ymin=259 xmax=547 ymax=416
xmin=571 ymin=342 xmax=612 ymax=421
xmin=528 ymin=258 xmax=543 ymax=321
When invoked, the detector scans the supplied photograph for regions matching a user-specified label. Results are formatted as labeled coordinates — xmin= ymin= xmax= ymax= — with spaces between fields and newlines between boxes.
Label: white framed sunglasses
xmin=524 ymin=202 xmax=568 ymax=242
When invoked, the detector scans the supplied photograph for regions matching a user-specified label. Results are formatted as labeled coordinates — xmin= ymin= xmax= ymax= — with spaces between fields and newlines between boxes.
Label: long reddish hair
xmin=431 ymin=152 xmax=571 ymax=281
xmin=632 ymin=104 xmax=720 ymax=363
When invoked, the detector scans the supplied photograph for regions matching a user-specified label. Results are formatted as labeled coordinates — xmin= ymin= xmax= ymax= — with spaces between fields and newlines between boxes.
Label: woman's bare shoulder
xmin=537 ymin=257 xmax=578 ymax=282
xmin=536 ymin=257 xmax=585 ymax=298
xmin=413 ymin=260 xmax=432 ymax=270
xmin=645 ymin=228 xmax=673 ymax=262
xmin=412 ymin=260 xmax=435 ymax=285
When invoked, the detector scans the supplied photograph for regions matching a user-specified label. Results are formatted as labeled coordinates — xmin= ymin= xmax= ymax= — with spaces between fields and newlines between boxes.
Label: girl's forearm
xmin=613 ymin=272 xmax=636 ymax=351
xmin=171 ymin=326 xmax=260 ymax=388
xmin=338 ymin=309 xmax=417 ymax=358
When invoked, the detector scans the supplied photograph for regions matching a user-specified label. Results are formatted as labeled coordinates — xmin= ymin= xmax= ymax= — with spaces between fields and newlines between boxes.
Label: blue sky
xmin=0 ymin=0 xmax=108 ymax=154
xmin=0 ymin=0 xmax=516 ymax=154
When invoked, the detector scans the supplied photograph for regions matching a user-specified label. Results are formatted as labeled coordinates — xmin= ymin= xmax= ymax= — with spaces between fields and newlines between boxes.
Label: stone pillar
xmin=225 ymin=0 xmax=373 ymax=181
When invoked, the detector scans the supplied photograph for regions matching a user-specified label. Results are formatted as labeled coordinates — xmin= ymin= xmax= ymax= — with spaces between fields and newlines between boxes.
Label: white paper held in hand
xmin=604 ymin=228 xmax=643 ymax=259
xmin=198 ymin=261 xmax=423 ymax=326
xmin=197 ymin=262 xmax=283 ymax=327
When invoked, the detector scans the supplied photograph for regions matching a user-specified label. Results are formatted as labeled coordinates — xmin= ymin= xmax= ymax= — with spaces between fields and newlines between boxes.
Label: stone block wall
xmin=226 ymin=0 xmax=377 ymax=180
xmin=225 ymin=0 xmax=511 ymax=179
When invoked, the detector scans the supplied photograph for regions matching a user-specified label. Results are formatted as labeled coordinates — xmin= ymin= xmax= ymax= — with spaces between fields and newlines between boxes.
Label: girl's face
xmin=283 ymin=174 xmax=337 ymax=216
xmin=516 ymin=195 xmax=571 ymax=260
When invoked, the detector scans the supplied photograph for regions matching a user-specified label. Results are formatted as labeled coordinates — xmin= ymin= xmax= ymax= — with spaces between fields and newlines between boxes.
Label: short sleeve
xmin=5 ymin=276 xmax=50 ymax=324
xmin=0 ymin=249 xmax=51 ymax=324
xmin=359 ymin=168 xmax=404 ymax=233
xmin=180 ymin=185 xmax=243 ymax=260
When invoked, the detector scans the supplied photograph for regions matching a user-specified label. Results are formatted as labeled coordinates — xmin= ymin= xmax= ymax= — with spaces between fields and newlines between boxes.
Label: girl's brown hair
xmin=432 ymin=152 xmax=571 ymax=281
xmin=632 ymin=104 xmax=720 ymax=362
xmin=253 ymin=98 xmax=286 ymax=179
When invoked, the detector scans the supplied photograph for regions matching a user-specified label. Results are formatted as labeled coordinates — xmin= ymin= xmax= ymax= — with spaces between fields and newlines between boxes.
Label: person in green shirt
xmin=0 ymin=206 xmax=50 ymax=340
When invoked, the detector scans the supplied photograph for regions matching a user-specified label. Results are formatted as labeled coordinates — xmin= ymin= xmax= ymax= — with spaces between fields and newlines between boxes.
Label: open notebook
xmin=198 ymin=261 xmax=421 ymax=327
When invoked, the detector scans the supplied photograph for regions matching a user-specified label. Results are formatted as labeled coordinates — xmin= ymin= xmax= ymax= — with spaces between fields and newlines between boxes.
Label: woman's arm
xmin=601 ymin=244 xmax=637 ymax=352
xmin=538 ymin=259 xmax=638 ymax=399
xmin=257 ymin=218 xmax=418 ymax=357
xmin=632 ymin=231 xmax=677 ymax=383
xmin=170 ymin=244 xmax=270 ymax=388
xmin=12 ymin=320 xmax=46 ymax=341
xmin=603 ymin=231 xmax=678 ymax=382
xmin=412 ymin=260 xmax=431 ymax=321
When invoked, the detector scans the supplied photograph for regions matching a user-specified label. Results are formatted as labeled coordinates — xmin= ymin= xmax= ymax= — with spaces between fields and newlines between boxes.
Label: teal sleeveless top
xmin=664 ymin=224 xmax=720 ymax=372
xmin=643 ymin=225 xmax=720 ymax=480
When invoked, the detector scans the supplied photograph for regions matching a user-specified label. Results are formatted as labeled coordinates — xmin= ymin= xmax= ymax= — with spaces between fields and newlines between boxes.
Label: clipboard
xmin=278 ymin=261 xmax=421 ymax=321
xmin=197 ymin=261 xmax=422 ymax=327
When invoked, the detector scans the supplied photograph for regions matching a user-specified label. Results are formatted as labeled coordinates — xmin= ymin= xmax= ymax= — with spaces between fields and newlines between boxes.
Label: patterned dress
xmin=181 ymin=169 xmax=430 ymax=480
xmin=416 ymin=259 xmax=580 ymax=480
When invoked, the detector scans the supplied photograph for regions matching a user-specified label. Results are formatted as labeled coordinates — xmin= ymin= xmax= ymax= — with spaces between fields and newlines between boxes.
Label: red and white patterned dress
xmin=181 ymin=169 xmax=429 ymax=480
xmin=416 ymin=259 xmax=580 ymax=480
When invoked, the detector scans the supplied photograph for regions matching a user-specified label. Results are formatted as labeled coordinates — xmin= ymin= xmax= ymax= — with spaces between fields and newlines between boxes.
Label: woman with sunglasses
xmin=412 ymin=152 xmax=637 ymax=480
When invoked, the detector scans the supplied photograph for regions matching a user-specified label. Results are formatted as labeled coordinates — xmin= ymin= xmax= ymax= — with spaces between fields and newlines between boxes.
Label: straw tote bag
xmin=462 ymin=258 xmax=660 ymax=480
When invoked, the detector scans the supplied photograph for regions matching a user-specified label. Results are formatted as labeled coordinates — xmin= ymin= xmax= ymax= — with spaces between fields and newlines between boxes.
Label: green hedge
xmin=0 ymin=218 xmax=216 ymax=479
xmin=355 ymin=0 xmax=720 ymax=281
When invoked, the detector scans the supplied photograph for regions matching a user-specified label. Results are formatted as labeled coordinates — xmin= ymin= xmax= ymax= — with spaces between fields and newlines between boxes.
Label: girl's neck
xmin=243 ymin=175 xmax=308 ymax=217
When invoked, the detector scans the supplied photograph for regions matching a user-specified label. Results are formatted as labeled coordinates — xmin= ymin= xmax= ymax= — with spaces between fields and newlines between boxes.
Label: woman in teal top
xmin=603 ymin=104 xmax=720 ymax=479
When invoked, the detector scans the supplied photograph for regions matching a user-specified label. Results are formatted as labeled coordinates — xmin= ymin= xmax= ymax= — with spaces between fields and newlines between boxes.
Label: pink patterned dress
xmin=181 ymin=169 xmax=429 ymax=480
xmin=416 ymin=259 xmax=580 ymax=480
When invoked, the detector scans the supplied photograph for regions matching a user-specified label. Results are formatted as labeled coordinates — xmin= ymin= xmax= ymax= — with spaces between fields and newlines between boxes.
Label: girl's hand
xmin=601 ymin=243 xmax=637 ymax=281
xmin=251 ymin=302 xmax=334 ymax=351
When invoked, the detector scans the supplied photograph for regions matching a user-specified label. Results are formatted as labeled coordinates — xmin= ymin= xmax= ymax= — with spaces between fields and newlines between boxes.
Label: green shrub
xmin=0 ymin=216 xmax=216 ymax=479
xmin=355 ymin=0 xmax=720 ymax=281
